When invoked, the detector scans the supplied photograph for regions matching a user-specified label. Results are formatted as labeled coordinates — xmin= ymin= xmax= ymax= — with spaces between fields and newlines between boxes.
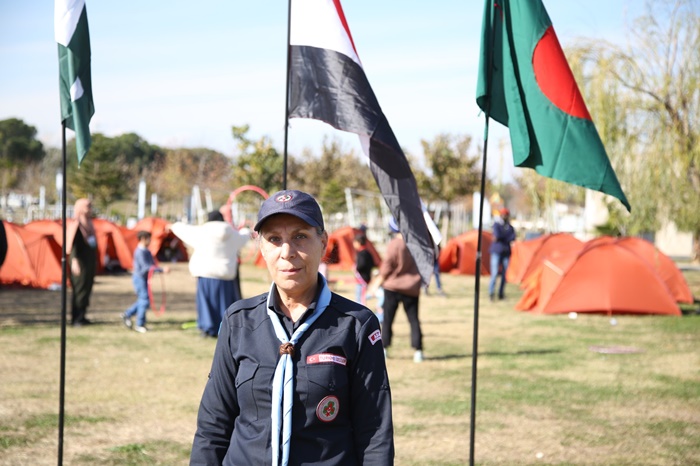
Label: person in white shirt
xmin=171 ymin=210 xmax=250 ymax=337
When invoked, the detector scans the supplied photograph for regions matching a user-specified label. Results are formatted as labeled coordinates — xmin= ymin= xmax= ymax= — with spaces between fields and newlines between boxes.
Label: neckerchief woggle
xmin=266 ymin=274 xmax=331 ymax=466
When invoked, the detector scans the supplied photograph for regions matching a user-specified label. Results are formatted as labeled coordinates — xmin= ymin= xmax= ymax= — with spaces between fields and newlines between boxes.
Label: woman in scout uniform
xmin=190 ymin=189 xmax=394 ymax=466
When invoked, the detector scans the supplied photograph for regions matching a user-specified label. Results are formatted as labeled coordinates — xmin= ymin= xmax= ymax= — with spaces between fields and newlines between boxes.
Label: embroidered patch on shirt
xmin=306 ymin=353 xmax=347 ymax=366
xmin=368 ymin=329 xmax=382 ymax=345
xmin=316 ymin=395 xmax=339 ymax=422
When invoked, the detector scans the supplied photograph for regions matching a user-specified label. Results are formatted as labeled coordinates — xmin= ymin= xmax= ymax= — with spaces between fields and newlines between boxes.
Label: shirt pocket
xmin=235 ymin=360 xmax=259 ymax=421
xmin=303 ymin=363 xmax=350 ymax=420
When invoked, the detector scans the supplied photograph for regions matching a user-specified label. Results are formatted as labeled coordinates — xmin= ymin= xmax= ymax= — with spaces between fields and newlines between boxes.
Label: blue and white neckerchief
xmin=266 ymin=274 xmax=331 ymax=466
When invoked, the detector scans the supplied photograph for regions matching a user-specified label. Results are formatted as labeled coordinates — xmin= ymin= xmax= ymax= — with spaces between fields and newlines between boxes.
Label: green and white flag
xmin=55 ymin=0 xmax=94 ymax=164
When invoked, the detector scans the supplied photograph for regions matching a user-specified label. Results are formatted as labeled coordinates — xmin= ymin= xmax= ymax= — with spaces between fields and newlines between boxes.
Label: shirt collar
xmin=267 ymin=274 xmax=325 ymax=326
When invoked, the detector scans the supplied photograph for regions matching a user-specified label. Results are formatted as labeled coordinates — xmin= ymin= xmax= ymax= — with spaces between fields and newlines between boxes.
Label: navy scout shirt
xmin=190 ymin=281 xmax=394 ymax=466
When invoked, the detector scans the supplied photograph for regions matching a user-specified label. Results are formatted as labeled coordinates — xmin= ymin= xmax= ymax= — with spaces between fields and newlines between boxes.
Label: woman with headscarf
xmin=66 ymin=198 xmax=98 ymax=326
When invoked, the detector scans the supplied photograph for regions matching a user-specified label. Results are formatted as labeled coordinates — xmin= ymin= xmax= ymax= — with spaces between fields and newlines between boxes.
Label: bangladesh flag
xmin=476 ymin=0 xmax=630 ymax=211
xmin=55 ymin=0 xmax=94 ymax=164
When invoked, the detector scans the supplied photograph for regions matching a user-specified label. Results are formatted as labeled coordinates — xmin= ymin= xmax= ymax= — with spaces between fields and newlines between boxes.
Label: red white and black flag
xmin=288 ymin=0 xmax=434 ymax=284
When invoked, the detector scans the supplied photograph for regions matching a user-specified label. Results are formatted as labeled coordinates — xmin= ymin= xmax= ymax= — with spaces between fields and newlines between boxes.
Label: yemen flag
xmin=476 ymin=0 xmax=630 ymax=211
xmin=288 ymin=0 xmax=434 ymax=283
xmin=55 ymin=0 xmax=94 ymax=164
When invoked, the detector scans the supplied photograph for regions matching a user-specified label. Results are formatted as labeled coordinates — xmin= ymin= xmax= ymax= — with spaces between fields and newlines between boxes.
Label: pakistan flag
xmin=55 ymin=0 xmax=94 ymax=164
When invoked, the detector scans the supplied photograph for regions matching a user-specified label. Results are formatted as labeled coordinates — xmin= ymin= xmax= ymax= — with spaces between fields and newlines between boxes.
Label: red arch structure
xmin=224 ymin=185 xmax=270 ymax=228
xmin=227 ymin=185 xmax=269 ymax=203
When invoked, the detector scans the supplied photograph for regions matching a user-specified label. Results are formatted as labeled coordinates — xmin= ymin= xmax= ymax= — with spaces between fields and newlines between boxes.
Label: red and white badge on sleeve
xmin=368 ymin=329 xmax=382 ymax=345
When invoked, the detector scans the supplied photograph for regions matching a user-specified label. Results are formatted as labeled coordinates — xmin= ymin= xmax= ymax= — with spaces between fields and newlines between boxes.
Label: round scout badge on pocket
xmin=316 ymin=395 xmax=339 ymax=422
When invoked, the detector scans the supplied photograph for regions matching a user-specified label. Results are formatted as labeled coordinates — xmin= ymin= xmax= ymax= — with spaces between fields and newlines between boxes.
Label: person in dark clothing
xmin=424 ymin=243 xmax=446 ymax=296
xmin=0 ymin=218 xmax=7 ymax=271
xmin=66 ymin=199 xmax=97 ymax=326
xmin=353 ymin=231 xmax=376 ymax=305
xmin=489 ymin=207 xmax=516 ymax=301
xmin=190 ymin=189 xmax=393 ymax=466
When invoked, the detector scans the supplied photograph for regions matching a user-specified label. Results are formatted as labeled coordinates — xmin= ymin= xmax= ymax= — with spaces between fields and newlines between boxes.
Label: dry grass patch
xmin=1 ymin=262 xmax=699 ymax=465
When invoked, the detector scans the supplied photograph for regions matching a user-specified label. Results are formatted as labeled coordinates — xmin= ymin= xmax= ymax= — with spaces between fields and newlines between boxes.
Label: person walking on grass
xmin=369 ymin=217 xmax=424 ymax=363
xmin=66 ymin=198 xmax=98 ymax=327
xmin=353 ymin=231 xmax=377 ymax=306
xmin=122 ymin=231 xmax=169 ymax=333
xmin=489 ymin=207 xmax=516 ymax=301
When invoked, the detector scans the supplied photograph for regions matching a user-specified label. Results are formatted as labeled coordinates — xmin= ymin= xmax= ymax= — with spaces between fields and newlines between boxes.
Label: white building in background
xmin=583 ymin=190 xmax=609 ymax=240
xmin=583 ymin=190 xmax=693 ymax=260
xmin=0 ymin=192 xmax=36 ymax=209
xmin=656 ymin=222 xmax=694 ymax=259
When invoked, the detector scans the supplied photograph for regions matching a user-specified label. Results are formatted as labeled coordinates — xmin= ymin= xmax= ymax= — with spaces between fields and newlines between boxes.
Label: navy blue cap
xmin=254 ymin=190 xmax=324 ymax=232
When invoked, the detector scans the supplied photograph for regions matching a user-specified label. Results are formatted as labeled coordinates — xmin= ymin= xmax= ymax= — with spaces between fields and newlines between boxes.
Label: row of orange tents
xmin=512 ymin=235 xmax=693 ymax=316
xmin=436 ymin=231 xmax=693 ymax=316
xmin=279 ymin=228 xmax=692 ymax=317
xmin=4 ymin=219 xmax=692 ymax=317
xmin=0 ymin=218 xmax=187 ymax=289
xmin=4 ymin=220 xmax=379 ymax=289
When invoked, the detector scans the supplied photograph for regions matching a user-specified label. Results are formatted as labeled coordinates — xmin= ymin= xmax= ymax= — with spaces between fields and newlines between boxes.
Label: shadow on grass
xmin=0 ymin=287 xmax=195 ymax=328
xmin=479 ymin=348 xmax=562 ymax=357
xmin=388 ymin=348 xmax=561 ymax=362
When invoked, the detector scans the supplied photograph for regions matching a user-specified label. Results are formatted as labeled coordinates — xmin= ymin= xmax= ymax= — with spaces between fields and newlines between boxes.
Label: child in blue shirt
xmin=122 ymin=231 xmax=169 ymax=333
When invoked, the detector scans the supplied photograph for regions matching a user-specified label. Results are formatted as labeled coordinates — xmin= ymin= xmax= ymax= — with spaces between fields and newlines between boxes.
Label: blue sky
xmin=1 ymin=1 xmax=639 ymax=180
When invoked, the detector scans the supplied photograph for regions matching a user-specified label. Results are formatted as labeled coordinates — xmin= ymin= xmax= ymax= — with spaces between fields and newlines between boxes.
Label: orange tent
xmin=22 ymin=219 xmax=63 ymax=244
xmin=587 ymin=236 xmax=693 ymax=303
xmin=0 ymin=221 xmax=62 ymax=289
xmin=507 ymin=233 xmax=582 ymax=284
xmin=323 ymin=226 xmax=381 ymax=271
xmin=24 ymin=218 xmax=139 ymax=273
xmin=132 ymin=217 xmax=188 ymax=263
xmin=517 ymin=240 xmax=682 ymax=316
xmin=438 ymin=230 xmax=493 ymax=275
xmin=93 ymin=218 xmax=138 ymax=272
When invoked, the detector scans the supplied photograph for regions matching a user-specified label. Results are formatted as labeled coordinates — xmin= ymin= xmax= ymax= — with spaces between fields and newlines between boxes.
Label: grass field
xmin=1 ymin=261 xmax=699 ymax=465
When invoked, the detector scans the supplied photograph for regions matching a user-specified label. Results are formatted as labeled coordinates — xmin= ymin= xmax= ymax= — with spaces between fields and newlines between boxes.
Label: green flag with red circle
xmin=476 ymin=0 xmax=630 ymax=212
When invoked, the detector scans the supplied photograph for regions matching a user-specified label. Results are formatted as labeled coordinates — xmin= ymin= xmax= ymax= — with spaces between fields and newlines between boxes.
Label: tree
xmin=107 ymin=132 xmax=163 ymax=176
xmin=416 ymin=133 xmax=481 ymax=203
xmin=150 ymin=147 xmax=233 ymax=207
xmin=66 ymin=132 xmax=165 ymax=210
xmin=67 ymin=134 xmax=133 ymax=209
xmin=567 ymin=0 xmax=699 ymax=257
xmin=289 ymin=136 xmax=378 ymax=212
xmin=230 ymin=125 xmax=284 ymax=194
xmin=0 ymin=118 xmax=45 ymax=201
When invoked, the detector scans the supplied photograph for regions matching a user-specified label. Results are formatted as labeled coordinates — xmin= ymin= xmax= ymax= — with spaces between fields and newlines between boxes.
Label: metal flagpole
xmin=57 ymin=121 xmax=68 ymax=466
xmin=469 ymin=2 xmax=499 ymax=465
xmin=282 ymin=0 xmax=293 ymax=190
xmin=469 ymin=115 xmax=490 ymax=466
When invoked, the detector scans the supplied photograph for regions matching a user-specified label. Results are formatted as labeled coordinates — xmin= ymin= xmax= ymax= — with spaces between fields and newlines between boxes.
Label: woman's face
xmin=258 ymin=214 xmax=327 ymax=298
